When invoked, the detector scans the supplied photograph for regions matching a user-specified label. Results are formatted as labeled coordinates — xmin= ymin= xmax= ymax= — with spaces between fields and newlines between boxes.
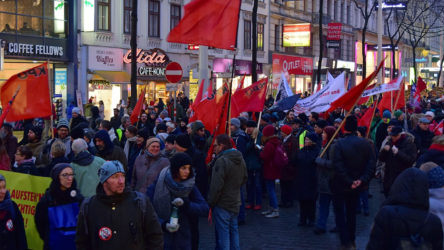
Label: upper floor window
xmin=149 ymin=0 xmax=160 ymax=37
xmin=170 ymin=4 xmax=181 ymax=31
xmin=257 ymin=23 xmax=264 ymax=51
xmin=244 ymin=20 xmax=251 ymax=50
xmin=275 ymin=24 xmax=280 ymax=51
xmin=124 ymin=0 xmax=132 ymax=34
xmin=98 ymin=0 xmax=111 ymax=31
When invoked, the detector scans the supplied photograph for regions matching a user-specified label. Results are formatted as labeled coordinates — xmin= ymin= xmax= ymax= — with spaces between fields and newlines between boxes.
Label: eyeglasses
xmin=61 ymin=173 xmax=75 ymax=179
xmin=213 ymin=144 xmax=219 ymax=147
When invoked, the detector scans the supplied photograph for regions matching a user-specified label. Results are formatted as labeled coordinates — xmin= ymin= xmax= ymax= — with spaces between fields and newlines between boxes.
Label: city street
xmin=199 ymin=180 xmax=384 ymax=250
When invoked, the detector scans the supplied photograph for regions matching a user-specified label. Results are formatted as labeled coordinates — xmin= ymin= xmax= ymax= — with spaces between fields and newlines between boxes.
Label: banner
xmin=0 ymin=170 xmax=51 ymax=250
xmin=361 ymin=76 xmax=403 ymax=98
xmin=275 ymin=72 xmax=293 ymax=103
xmin=293 ymin=72 xmax=346 ymax=114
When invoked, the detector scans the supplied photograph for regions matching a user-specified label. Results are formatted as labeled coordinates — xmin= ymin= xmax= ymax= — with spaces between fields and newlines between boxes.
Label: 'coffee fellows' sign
xmin=5 ymin=42 xmax=64 ymax=58
xmin=123 ymin=48 xmax=170 ymax=77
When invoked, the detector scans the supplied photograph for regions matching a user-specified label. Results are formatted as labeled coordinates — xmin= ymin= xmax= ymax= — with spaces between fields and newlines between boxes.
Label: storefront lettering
xmin=7 ymin=42 xmax=64 ymax=57
xmin=138 ymin=66 xmax=165 ymax=76
xmin=123 ymin=48 xmax=170 ymax=66
xmin=96 ymin=55 xmax=114 ymax=65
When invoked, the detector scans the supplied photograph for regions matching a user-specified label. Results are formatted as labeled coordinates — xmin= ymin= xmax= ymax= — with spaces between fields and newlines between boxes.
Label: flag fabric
xmin=361 ymin=77 xmax=403 ymax=98
xmin=190 ymin=79 xmax=213 ymax=122
xmin=167 ymin=0 xmax=241 ymax=50
xmin=328 ymin=59 xmax=385 ymax=112
xmin=231 ymin=78 xmax=268 ymax=118
xmin=0 ymin=87 xmax=20 ymax=128
xmin=235 ymin=74 xmax=246 ymax=92
xmin=192 ymin=79 xmax=205 ymax=109
xmin=1 ymin=63 xmax=51 ymax=121
xmin=377 ymin=82 xmax=405 ymax=112
xmin=130 ymin=89 xmax=146 ymax=125
xmin=412 ymin=77 xmax=426 ymax=105
xmin=269 ymin=94 xmax=301 ymax=112
xmin=275 ymin=72 xmax=293 ymax=103
xmin=434 ymin=120 xmax=443 ymax=135
xmin=358 ymin=105 xmax=375 ymax=130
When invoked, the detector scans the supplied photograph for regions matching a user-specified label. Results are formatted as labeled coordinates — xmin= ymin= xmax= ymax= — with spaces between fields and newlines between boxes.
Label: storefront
xmin=272 ymin=53 xmax=313 ymax=94
xmin=212 ymin=58 xmax=265 ymax=91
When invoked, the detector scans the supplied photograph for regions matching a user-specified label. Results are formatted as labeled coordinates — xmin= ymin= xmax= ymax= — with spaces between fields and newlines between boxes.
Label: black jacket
xmin=13 ymin=160 xmax=38 ymax=176
xmin=375 ymin=122 xmax=389 ymax=150
xmin=329 ymin=133 xmax=376 ymax=194
xmin=415 ymin=144 xmax=444 ymax=168
xmin=379 ymin=134 xmax=417 ymax=195
xmin=367 ymin=168 xmax=443 ymax=250
xmin=76 ymin=185 xmax=163 ymax=250
xmin=293 ymin=145 xmax=320 ymax=200
xmin=0 ymin=192 xmax=27 ymax=250
xmin=411 ymin=126 xmax=435 ymax=157
xmin=185 ymin=146 xmax=209 ymax=200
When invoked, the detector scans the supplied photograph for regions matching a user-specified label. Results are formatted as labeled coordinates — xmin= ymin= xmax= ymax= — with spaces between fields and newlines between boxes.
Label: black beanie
xmin=71 ymin=126 xmax=85 ymax=140
xmin=29 ymin=126 xmax=43 ymax=140
xmin=165 ymin=134 xmax=176 ymax=144
xmin=175 ymin=134 xmax=192 ymax=149
xmin=170 ymin=152 xmax=193 ymax=179
xmin=344 ymin=115 xmax=358 ymax=132
xmin=246 ymin=120 xmax=257 ymax=128
xmin=50 ymin=163 xmax=72 ymax=181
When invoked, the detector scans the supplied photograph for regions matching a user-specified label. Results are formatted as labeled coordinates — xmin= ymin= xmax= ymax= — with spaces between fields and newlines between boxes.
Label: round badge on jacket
xmin=6 ymin=219 xmax=14 ymax=231
xmin=98 ymin=227 xmax=112 ymax=241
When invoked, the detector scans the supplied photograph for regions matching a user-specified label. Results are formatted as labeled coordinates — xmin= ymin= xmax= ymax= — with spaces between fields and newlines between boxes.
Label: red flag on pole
xmin=130 ymin=89 xmax=146 ymax=125
xmin=377 ymin=84 xmax=405 ymax=112
xmin=414 ymin=76 xmax=426 ymax=103
xmin=358 ymin=105 xmax=375 ymax=130
xmin=167 ymin=0 xmax=241 ymax=50
xmin=231 ymin=78 xmax=268 ymax=118
xmin=235 ymin=74 xmax=246 ymax=92
xmin=1 ymin=63 xmax=51 ymax=121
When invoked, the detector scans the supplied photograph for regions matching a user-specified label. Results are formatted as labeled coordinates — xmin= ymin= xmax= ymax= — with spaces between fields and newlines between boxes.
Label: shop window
xmin=0 ymin=13 xmax=16 ymax=33
xmin=170 ymin=4 xmax=181 ymax=31
xmin=17 ymin=16 xmax=43 ymax=36
xmin=0 ymin=1 xmax=16 ymax=14
xmin=149 ymin=0 xmax=160 ymax=37
xmin=98 ymin=0 xmax=111 ymax=31
xmin=244 ymin=20 xmax=251 ymax=50
xmin=17 ymin=0 xmax=43 ymax=16
xmin=44 ymin=19 xmax=67 ymax=38
xmin=257 ymin=23 xmax=264 ymax=51
xmin=124 ymin=0 xmax=132 ymax=34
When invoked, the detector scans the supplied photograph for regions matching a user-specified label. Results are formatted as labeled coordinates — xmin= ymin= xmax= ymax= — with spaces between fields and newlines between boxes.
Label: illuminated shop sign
xmin=6 ymin=42 xmax=64 ymax=57
xmin=123 ymin=48 xmax=171 ymax=77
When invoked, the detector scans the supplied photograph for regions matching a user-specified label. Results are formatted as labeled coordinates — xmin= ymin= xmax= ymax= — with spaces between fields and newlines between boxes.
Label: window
xmin=347 ymin=4 xmax=351 ymax=25
xmin=98 ymin=0 xmax=110 ymax=31
xmin=341 ymin=3 xmax=344 ymax=23
xmin=275 ymin=24 xmax=280 ymax=51
xmin=170 ymin=4 xmax=181 ymax=31
xmin=124 ymin=0 xmax=132 ymax=34
xmin=257 ymin=23 xmax=264 ymax=51
xmin=149 ymin=0 xmax=160 ymax=37
xmin=244 ymin=20 xmax=251 ymax=50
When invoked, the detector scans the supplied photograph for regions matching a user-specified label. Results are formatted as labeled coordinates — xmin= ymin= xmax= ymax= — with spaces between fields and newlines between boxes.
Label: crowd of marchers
xmin=0 ymin=93 xmax=443 ymax=250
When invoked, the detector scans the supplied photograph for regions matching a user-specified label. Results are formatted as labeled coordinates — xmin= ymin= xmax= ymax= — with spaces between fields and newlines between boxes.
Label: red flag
xmin=434 ymin=120 xmax=443 ymax=135
xmin=231 ymin=78 xmax=268 ymax=118
xmin=377 ymin=84 xmax=405 ymax=112
xmin=328 ymin=59 xmax=385 ymax=112
xmin=414 ymin=76 xmax=426 ymax=103
xmin=358 ymin=105 xmax=375 ymax=130
xmin=1 ymin=63 xmax=51 ymax=121
xmin=192 ymin=79 xmax=205 ymax=109
xmin=193 ymin=84 xmax=229 ymax=134
xmin=235 ymin=74 xmax=246 ymax=92
xmin=167 ymin=0 xmax=241 ymax=50
xmin=130 ymin=89 xmax=146 ymax=124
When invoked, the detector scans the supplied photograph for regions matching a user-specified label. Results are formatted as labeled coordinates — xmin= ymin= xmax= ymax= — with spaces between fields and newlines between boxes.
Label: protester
xmin=35 ymin=163 xmax=83 ymax=250
xmin=155 ymin=123 xmax=169 ymax=149
xmin=116 ymin=116 xmax=131 ymax=146
xmin=245 ymin=120 xmax=262 ymax=210
xmin=99 ymin=120 xmax=120 ymax=146
xmin=411 ymin=117 xmax=435 ymax=157
xmin=208 ymin=134 xmax=247 ymax=250
xmin=375 ymin=110 xmax=392 ymax=149
xmin=123 ymin=125 xmax=139 ymax=180
xmin=42 ymin=140 xmax=69 ymax=177
xmin=415 ymin=135 xmax=444 ymax=168
xmin=280 ymin=124 xmax=297 ymax=208
xmin=367 ymin=168 xmax=443 ymax=250
xmin=69 ymin=107 xmax=87 ymax=131
xmin=1 ymin=123 xmax=17 ymax=165
xmin=71 ymin=139 xmax=105 ymax=197
xmin=131 ymin=137 xmax=170 ymax=193
xmin=0 ymin=174 xmax=27 ymax=250
xmin=147 ymin=153 xmax=209 ymax=250
xmin=13 ymin=145 xmax=38 ymax=175
xmin=94 ymin=130 xmax=128 ymax=171
xmin=190 ymin=121 xmax=210 ymax=153
xmin=162 ymin=135 xmax=176 ymax=159
xmin=0 ymin=138 xmax=11 ymax=171
xmin=76 ymin=161 xmax=163 ymax=249
xmin=110 ymin=108 xmax=122 ymax=130
xmin=26 ymin=124 xmax=48 ymax=167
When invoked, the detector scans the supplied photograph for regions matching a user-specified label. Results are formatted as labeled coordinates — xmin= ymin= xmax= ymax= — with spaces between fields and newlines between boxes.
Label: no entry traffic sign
xmin=165 ymin=62 xmax=183 ymax=83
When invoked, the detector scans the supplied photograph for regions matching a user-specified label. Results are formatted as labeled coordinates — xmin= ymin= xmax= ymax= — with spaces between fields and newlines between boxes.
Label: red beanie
xmin=280 ymin=125 xmax=292 ymax=135
xmin=262 ymin=125 xmax=275 ymax=137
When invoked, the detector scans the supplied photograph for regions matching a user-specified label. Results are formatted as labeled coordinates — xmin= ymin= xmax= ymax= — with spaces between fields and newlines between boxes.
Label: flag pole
xmin=0 ymin=86 xmax=20 ymax=128
xmin=391 ymin=82 xmax=403 ymax=116
xmin=47 ymin=61 xmax=54 ymax=140
xmin=365 ymin=95 xmax=379 ymax=139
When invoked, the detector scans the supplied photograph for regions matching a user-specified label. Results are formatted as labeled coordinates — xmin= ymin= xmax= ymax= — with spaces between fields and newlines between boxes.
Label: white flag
xmin=275 ymin=72 xmax=293 ymax=103
xmin=361 ymin=76 xmax=403 ymax=98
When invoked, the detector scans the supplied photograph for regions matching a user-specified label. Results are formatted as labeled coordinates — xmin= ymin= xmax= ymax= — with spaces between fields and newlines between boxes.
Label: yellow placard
xmin=0 ymin=170 xmax=51 ymax=250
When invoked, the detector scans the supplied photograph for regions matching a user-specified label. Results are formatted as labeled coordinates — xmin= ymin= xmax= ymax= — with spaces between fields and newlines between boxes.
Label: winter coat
xmin=316 ymin=141 xmax=336 ymax=194
xmin=294 ymin=145 xmax=320 ymax=200
xmin=42 ymin=156 xmax=70 ymax=177
xmin=94 ymin=130 xmax=128 ymax=171
xmin=375 ymin=121 xmax=389 ymax=150
xmin=45 ymin=137 xmax=72 ymax=158
xmin=191 ymin=133 xmax=211 ymax=155
xmin=367 ymin=168 xmax=443 ymax=250
xmin=231 ymin=129 xmax=249 ymax=158
xmin=26 ymin=139 xmax=47 ymax=167
xmin=126 ymin=140 xmax=143 ymax=185
xmin=13 ymin=159 xmax=38 ymax=176
xmin=245 ymin=133 xmax=262 ymax=172
xmin=429 ymin=188 xmax=444 ymax=237
xmin=131 ymin=151 xmax=170 ymax=193
xmin=71 ymin=151 xmax=106 ymax=197
xmin=281 ymin=134 xmax=299 ymax=181
xmin=0 ymin=191 xmax=27 ymax=250
xmin=260 ymin=136 xmax=283 ymax=180
xmin=208 ymin=149 xmax=247 ymax=214
xmin=75 ymin=185 xmax=163 ymax=250
xmin=3 ymin=135 xmax=17 ymax=166
xmin=379 ymin=133 xmax=417 ymax=194
xmin=35 ymin=181 xmax=83 ymax=250
xmin=70 ymin=116 xmax=88 ymax=132
xmin=411 ymin=126 xmax=435 ymax=157
xmin=415 ymin=143 xmax=444 ymax=168
xmin=184 ymin=146 xmax=209 ymax=200
xmin=329 ymin=133 xmax=376 ymax=194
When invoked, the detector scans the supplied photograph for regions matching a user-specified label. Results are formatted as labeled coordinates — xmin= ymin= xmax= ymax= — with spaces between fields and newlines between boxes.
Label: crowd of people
xmin=0 ymin=92 xmax=443 ymax=250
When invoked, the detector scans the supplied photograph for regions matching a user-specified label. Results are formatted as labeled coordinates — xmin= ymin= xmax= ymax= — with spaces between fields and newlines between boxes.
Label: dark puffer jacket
xmin=94 ymin=130 xmax=128 ymax=171
xmin=367 ymin=168 xmax=443 ymax=250
xmin=0 ymin=191 xmax=27 ymax=250
xmin=415 ymin=143 xmax=444 ymax=168
xmin=293 ymin=145 xmax=320 ymax=200
xmin=411 ymin=126 xmax=435 ymax=157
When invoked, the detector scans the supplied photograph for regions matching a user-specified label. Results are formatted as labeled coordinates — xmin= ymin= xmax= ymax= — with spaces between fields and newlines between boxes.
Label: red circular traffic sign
xmin=165 ymin=62 xmax=183 ymax=83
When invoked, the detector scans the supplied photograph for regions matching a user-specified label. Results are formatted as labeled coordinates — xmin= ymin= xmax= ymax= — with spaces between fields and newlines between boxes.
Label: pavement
xmin=198 ymin=180 xmax=385 ymax=250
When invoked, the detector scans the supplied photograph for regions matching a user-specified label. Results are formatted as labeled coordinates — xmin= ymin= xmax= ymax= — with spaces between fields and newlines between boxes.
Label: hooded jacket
xmin=367 ymin=168 xmax=443 ymax=250
xmin=94 ymin=130 xmax=128 ymax=171
xmin=208 ymin=149 xmax=247 ymax=214
xmin=131 ymin=151 xmax=170 ymax=194
xmin=0 ymin=191 xmax=27 ymax=250
xmin=71 ymin=151 xmax=106 ymax=197
xmin=260 ymin=136 xmax=283 ymax=180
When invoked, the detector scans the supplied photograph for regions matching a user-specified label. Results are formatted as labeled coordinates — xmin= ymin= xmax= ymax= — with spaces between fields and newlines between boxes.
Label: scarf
xmin=0 ymin=191 xmax=14 ymax=219
xmin=153 ymin=167 xmax=195 ymax=221
xmin=124 ymin=136 xmax=138 ymax=158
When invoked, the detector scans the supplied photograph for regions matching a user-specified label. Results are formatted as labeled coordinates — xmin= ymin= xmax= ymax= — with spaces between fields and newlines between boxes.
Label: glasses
xmin=213 ymin=144 xmax=219 ymax=147
xmin=61 ymin=173 xmax=75 ymax=179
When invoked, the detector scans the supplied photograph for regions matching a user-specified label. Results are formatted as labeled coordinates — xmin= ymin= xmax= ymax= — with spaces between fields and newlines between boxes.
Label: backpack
xmin=272 ymin=143 xmax=288 ymax=169
xmin=396 ymin=212 xmax=433 ymax=250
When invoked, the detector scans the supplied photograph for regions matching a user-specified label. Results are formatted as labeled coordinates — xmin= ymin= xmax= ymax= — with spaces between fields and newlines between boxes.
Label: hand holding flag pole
xmin=0 ymin=86 xmax=21 ymax=129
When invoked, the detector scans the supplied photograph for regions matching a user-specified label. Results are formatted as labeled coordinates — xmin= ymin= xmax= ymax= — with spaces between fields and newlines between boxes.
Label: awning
xmin=93 ymin=71 xmax=131 ymax=84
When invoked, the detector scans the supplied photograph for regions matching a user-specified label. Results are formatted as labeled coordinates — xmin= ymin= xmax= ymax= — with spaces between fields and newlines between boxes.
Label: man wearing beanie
xmin=26 ymin=123 xmax=49 ymax=167
xmin=43 ymin=118 xmax=72 ymax=159
xmin=411 ymin=117 xmax=434 ymax=157
xmin=375 ymin=110 xmax=392 ymax=150
xmin=190 ymin=121 xmax=210 ymax=154
xmin=69 ymin=107 xmax=88 ymax=132
xmin=329 ymin=115 xmax=376 ymax=249
xmin=76 ymin=161 xmax=163 ymax=249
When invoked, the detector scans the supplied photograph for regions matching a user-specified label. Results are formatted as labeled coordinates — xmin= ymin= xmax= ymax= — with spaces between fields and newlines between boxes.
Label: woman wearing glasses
xmin=35 ymin=163 xmax=83 ymax=250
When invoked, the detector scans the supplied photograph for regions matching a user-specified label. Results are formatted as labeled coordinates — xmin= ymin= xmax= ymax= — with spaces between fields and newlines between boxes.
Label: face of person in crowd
xmin=287 ymin=111 xmax=295 ymax=121
xmin=382 ymin=117 xmax=389 ymax=123
xmin=165 ymin=142 xmax=175 ymax=152
xmin=72 ymin=112 xmax=79 ymax=118
xmin=177 ymin=165 xmax=191 ymax=181
xmin=425 ymin=115 xmax=433 ymax=122
xmin=187 ymin=126 xmax=192 ymax=135
xmin=155 ymin=120 xmax=161 ymax=127
xmin=246 ymin=127 xmax=255 ymax=135
xmin=419 ymin=122 xmax=429 ymax=131
xmin=136 ymin=135 xmax=145 ymax=146
xmin=322 ymin=131 xmax=328 ymax=142
xmin=95 ymin=138 xmax=105 ymax=150
xmin=174 ymin=142 xmax=187 ymax=153
xmin=0 ymin=181 xmax=6 ymax=202
xmin=125 ymin=130 xmax=135 ymax=139
xmin=314 ymin=125 xmax=323 ymax=134
xmin=387 ymin=125 xmax=394 ymax=134
xmin=291 ymin=123 xmax=300 ymax=131
xmin=180 ymin=121 xmax=187 ymax=128
xmin=83 ymin=136 xmax=90 ymax=144
xmin=197 ymin=128 xmax=205 ymax=137
xmin=28 ymin=130 xmax=36 ymax=142
xmin=334 ymin=122 xmax=340 ymax=128
xmin=113 ymin=110 xmax=119 ymax=117
xmin=304 ymin=137 xmax=313 ymax=147
xmin=309 ymin=114 xmax=315 ymax=122
xmin=123 ymin=119 xmax=131 ymax=128
xmin=398 ymin=114 xmax=405 ymax=121
xmin=150 ymin=113 xmax=156 ymax=120
xmin=147 ymin=142 xmax=161 ymax=155
xmin=391 ymin=134 xmax=402 ymax=142
xmin=141 ymin=114 xmax=148 ymax=122
xmin=59 ymin=167 xmax=74 ymax=191
xmin=57 ymin=127 xmax=69 ymax=139
xmin=103 ymin=172 xmax=125 ymax=196
xmin=167 ymin=126 xmax=174 ymax=134
xmin=230 ymin=125 xmax=237 ymax=132
xmin=15 ymin=150 xmax=25 ymax=162
xmin=214 ymin=140 xmax=224 ymax=154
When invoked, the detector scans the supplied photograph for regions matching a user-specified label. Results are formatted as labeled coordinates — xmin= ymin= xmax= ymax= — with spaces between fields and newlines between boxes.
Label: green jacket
xmin=71 ymin=152 xmax=106 ymax=197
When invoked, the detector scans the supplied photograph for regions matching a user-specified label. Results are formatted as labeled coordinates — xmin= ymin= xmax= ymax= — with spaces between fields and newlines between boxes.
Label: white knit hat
xmin=72 ymin=138 xmax=88 ymax=155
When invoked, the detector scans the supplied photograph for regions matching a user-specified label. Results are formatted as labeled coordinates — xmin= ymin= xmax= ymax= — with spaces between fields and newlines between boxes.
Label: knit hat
xmin=246 ymin=120 xmax=257 ymax=128
xmin=344 ymin=115 xmax=358 ymax=132
xmin=166 ymin=122 xmax=175 ymax=129
xmin=160 ymin=110 xmax=169 ymax=117
xmin=165 ymin=134 xmax=176 ymax=144
xmin=50 ymin=163 xmax=72 ymax=181
xmin=390 ymin=126 xmax=403 ymax=136
xmin=72 ymin=107 xmax=81 ymax=114
xmin=305 ymin=132 xmax=318 ymax=144
xmin=298 ymin=113 xmax=308 ymax=124
xmin=262 ymin=125 xmax=275 ymax=137
xmin=72 ymin=138 xmax=88 ymax=155
xmin=261 ymin=114 xmax=271 ymax=123
xmin=230 ymin=118 xmax=241 ymax=128
xmin=0 ymin=174 xmax=5 ymax=183
xmin=29 ymin=126 xmax=43 ymax=140
xmin=388 ymin=120 xmax=402 ymax=127
xmin=425 ymin=111 xmax=435 ymax=118
xmin=394 ymin=110 xmax=404 ymax=119
xmin=419 ymin=117 xmax=431 ymax=124
xmin=71 ymin=125 xmax=85 ymax=140
xmin=146 ymin=137 xmax=161 ymax=148
xmin=316 ymin=119 xmax=328 ymax=129
xmin=170 ymin=152 xmax=193 ymax=179
xmin=98 ymin=161 xmax=125 ymax=184
xmin=57 ymin=118 xmax=69 ymax=130
xmin=280 ymin=125 xmax=292 ymax=135
xmin=383 ymin=110 xmax=392 ymax=119
xmin=157 ymin=123 xmax=167 ymax=132
xmin=427 ymin=166 xmax=444 ymax=189
xmin=191 ymin=121 xmax=205 ymax=133
xmin=137 ymin=129 xmax=149 ymax=140
xmin=175 ymin=134 xmax=192 ymax=149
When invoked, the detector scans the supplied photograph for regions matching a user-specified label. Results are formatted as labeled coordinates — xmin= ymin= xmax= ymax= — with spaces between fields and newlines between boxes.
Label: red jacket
xmin=260 ymin=136 xmax=282 ymax=180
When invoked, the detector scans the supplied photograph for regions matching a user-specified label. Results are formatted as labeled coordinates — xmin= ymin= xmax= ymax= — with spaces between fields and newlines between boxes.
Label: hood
xmin=429 ymin=187 xmax=444 ymax=200
xmin=219 ymin=148 xmax=244 ymax=166
xmin=384 ymin=168 xmax=429 ymax=210
xmin=72 ymin=151 xmax=94 ymax=166
xmin=94 ymin=130 xmax=114 ymax=154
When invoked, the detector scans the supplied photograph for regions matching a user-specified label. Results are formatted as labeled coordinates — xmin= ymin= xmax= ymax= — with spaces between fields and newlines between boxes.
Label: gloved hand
xmin=392 ymin=145 xmax=399 ymax=155
xmin=172 ymin=198 xmax=184 ymax=207
xmin=165 ymin=222 xmax=180 ymax=233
